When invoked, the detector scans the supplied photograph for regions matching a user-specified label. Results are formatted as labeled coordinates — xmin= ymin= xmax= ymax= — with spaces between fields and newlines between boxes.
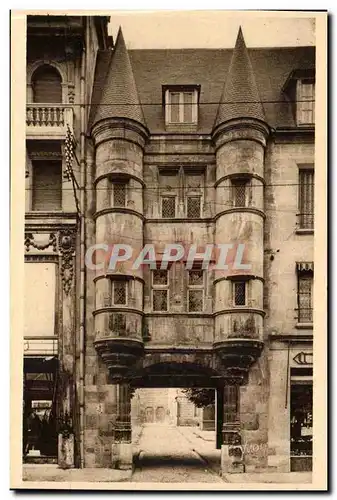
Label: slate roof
xmin=89 ymin=29 xmax=315 ymax=134
xmin=214 ymin=27 xmax=265 ymax=127
xmin=90 ymin=27 xmax=146 ymax=128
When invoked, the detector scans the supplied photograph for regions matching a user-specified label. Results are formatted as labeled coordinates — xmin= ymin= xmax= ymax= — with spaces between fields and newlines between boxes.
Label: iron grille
xmin=153 ymin=270 xmax=168 ymax=286
xmin=298 ymin=308 xmax=313 ymax=323
xmin=113 ymin=281 xmax=127 ymax=305
xmin=298 ymin=274 xmax=313 ymax=322
xmin=232 ymin=180 xmax=247 ymax=207
xmin=234 ymin=282 xmax=246 ymax=306
xmin=153 ymin=290 xmax=168 ymax=311
xmin=109 ymin=313 xmax=126 ymax=335
xmin=162 ymin=197 xmax=176 ymax=218
xmin=188 ymin=270 xmax=203 ymax=286
xmin=188 ymin=290 xmax=203 ymax=312
xmin=187 ymin=196 xmax=201 ymax=218
xmin=113 ymin=183 xmax=126 ymax=207
xmin=299 ymin=170 xmax=314 ymax=229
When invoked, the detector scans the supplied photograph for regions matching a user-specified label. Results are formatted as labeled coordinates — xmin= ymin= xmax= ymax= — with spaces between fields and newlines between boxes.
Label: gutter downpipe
xmin=79 ymin=16 xmax=87 ymax=469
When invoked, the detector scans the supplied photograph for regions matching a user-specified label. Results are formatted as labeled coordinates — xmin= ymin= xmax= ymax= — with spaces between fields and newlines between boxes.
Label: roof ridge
xmin=91 ymin=27 xmax=146 ymax=128
xmin=214 ymin=27 xmax=266 ymax=128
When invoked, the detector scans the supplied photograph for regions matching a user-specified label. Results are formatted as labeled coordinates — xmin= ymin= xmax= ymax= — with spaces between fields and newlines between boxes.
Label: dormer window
xmin=297 ymin=80 xmax=315 ymax=126
xmin=163 ymin=86 xmax=199 ymax=126
xmin=282 ymin=69 xmax=315 ymax=127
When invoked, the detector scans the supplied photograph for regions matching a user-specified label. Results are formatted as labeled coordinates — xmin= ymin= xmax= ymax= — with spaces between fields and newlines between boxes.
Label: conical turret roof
xmin=92 ymin=27 xmax=146 ymax=127
xmin=214 ymin=27 xmax=265 ymax=128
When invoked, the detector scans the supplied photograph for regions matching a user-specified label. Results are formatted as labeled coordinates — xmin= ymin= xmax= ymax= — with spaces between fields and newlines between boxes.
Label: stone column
xmin=220 ymin=384 xmax=244 ymax=475
xmin=112 ymin=383 xmax=133 ymax=470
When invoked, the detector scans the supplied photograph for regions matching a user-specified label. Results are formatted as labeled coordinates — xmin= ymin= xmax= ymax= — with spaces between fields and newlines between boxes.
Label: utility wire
xmin=28 ymin=100 xmax=315 ymax=106
xmin=25 ymin=182 xmax=314 ymax=190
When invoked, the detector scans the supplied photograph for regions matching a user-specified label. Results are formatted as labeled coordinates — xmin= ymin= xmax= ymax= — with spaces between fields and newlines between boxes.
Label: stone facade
xmin=24 ymin=16 xmax=314 ymax=474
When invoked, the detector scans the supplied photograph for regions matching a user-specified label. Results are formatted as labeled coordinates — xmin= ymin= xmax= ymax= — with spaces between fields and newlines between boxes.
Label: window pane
xmin=298 ymin=274 xmax=313 ymax=322
xmin=153 ymin=270 xmax=168 ymax=285
xmin=188 ymin=270 xmax=203 ymax=286
xmin=232 ymin=180 xmax=246 ymax=207
xmin=298 ymin=81 xmax=315 ymax=124
xmin=170 ymin=92 xmax=180 ymax=123
xmin=183 ymin=92 xmax=193 ymax=123
xmin=113 ymin=183 xmax=126 ymax=207
xmin=299 ymin=170 xmax=314 ymax=229
xmin=162 ymin=197 xmax=175 ymax=218
xmin=188 ymin=290 xmax=203 ymax=312
xmin=234 ymin=282 xmax=246 ymax=306
xmin=113 ymin=281 xmax=126 ymax=305
xmin=153 ymin=290 xmax=168 ymax=311
xmin=187 ymin=196 xmax=201 ymax=218
xmin=32 ymin=160 xmax=62 ymax=211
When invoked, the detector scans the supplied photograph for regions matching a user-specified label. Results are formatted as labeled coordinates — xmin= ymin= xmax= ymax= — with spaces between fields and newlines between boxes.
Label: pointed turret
xmin=92 ymin=27 xmax=146 ymax=127
xmin=214 ymin=27 xmax=265 ymax=128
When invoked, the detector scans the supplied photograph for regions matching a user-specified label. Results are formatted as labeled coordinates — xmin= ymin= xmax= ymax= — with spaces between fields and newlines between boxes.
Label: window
xmin=188 ymin=270 xmax=204 ymax=312
xmin=234 ymin=281 xmax=246 ymax=306
xmin=165 ymin=89 xmax=198 ymax=124
xmin=161 ymin=196 xmax=176 ymax=218
xmin=298 ymin=169 xmax=314 ymax=229
xmin=112 ymin=281 xmax=127 ymax=306
xmin=297 ymin=80 xmax=315 ymax=125
xmin=32 ymin=65 xmax=62 ymax=103
xmin=152 ymin=270 xmax=169 ymax=311
xmin=112 ymin=183 xmax=127 ymax=207
xmin=187 ymin=196 xmax=201 ymax=218
xmin=31 ymin=160 xmax=62 ymax=211
xmin=297 ymin=272 xmax=313 ymax=323
xmin=232 ymin=178 xmax=248 ymax=207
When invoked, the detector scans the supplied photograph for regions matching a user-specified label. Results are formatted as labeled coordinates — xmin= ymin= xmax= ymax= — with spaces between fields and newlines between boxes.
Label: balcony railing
xmin=297 ymin=213 xmax=314 ymax=230
xmin=296 ymin=308 xmax=313 ymax=323
xmin=26 ymin=104 xmax=73 ymax=139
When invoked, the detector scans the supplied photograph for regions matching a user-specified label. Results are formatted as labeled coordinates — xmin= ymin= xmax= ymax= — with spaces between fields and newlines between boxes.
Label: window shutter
xmin=32 ymin=66 xmax=62 ymax=103
xmin=32 ymin=160 xmax=62 ymax=211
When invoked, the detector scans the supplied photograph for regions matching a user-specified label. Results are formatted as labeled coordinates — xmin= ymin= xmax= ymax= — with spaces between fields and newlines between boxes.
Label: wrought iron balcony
xmin=296 ymin=307 xmax=313 ymax=323
xmin=297 ymin=213 xmax=314 ymax=230
xmin=26 ymin=104 xmax=74 ymax=139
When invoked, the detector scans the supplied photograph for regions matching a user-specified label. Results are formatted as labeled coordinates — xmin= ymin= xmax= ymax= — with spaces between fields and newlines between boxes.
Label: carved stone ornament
xmin=25 ymin=233 xmax=57 ymax=253
xmin=59 ymin=229 xmax=76 ymax=295
xmin=68 ymin=84 xmax=75 ymax=104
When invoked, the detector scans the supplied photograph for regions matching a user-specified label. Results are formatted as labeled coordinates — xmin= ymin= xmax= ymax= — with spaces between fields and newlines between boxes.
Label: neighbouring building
xmin=24 ymin=15 xmax=314 ymax=474
xmin=130 ymin=388 xmax=215 ymax=429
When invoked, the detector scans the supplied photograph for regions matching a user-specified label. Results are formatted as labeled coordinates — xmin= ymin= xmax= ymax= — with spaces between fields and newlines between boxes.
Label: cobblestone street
xmin=132 ymin=424 xmax=223 ymax=483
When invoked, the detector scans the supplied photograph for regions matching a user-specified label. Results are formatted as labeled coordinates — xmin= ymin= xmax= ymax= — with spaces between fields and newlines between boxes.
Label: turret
xmin=91 ymin=28 xmax=148 ymax=381
xmin=212 ymin=28 xmax=269 ymax=383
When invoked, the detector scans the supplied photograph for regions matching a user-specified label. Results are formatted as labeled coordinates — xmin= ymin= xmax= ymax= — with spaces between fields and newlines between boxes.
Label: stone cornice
xmin=214 ymin=207 xmax=265 ymax=220
xmin=25 ymin=212 xmax=78 ymax=231
xmin=93 ymin=307 xmax=144 ymax=317
xmin=91 ymin=117 xmax=149 ymax=149
xmin=212 ymin=118 xmax=270 ymax=150
xmin=93 ymin=207 xmax=145 ymax=221
xmin=215 ymin=172 xmax=265 ymax=187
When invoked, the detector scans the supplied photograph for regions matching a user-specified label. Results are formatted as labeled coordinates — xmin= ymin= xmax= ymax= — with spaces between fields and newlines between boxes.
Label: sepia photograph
xmin=10 ymin=9 xmax=327 ymax=491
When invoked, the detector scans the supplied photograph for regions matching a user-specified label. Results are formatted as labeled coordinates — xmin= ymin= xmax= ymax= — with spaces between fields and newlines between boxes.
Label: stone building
xmin=24 ymin=15 xmax=314 ymax=474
